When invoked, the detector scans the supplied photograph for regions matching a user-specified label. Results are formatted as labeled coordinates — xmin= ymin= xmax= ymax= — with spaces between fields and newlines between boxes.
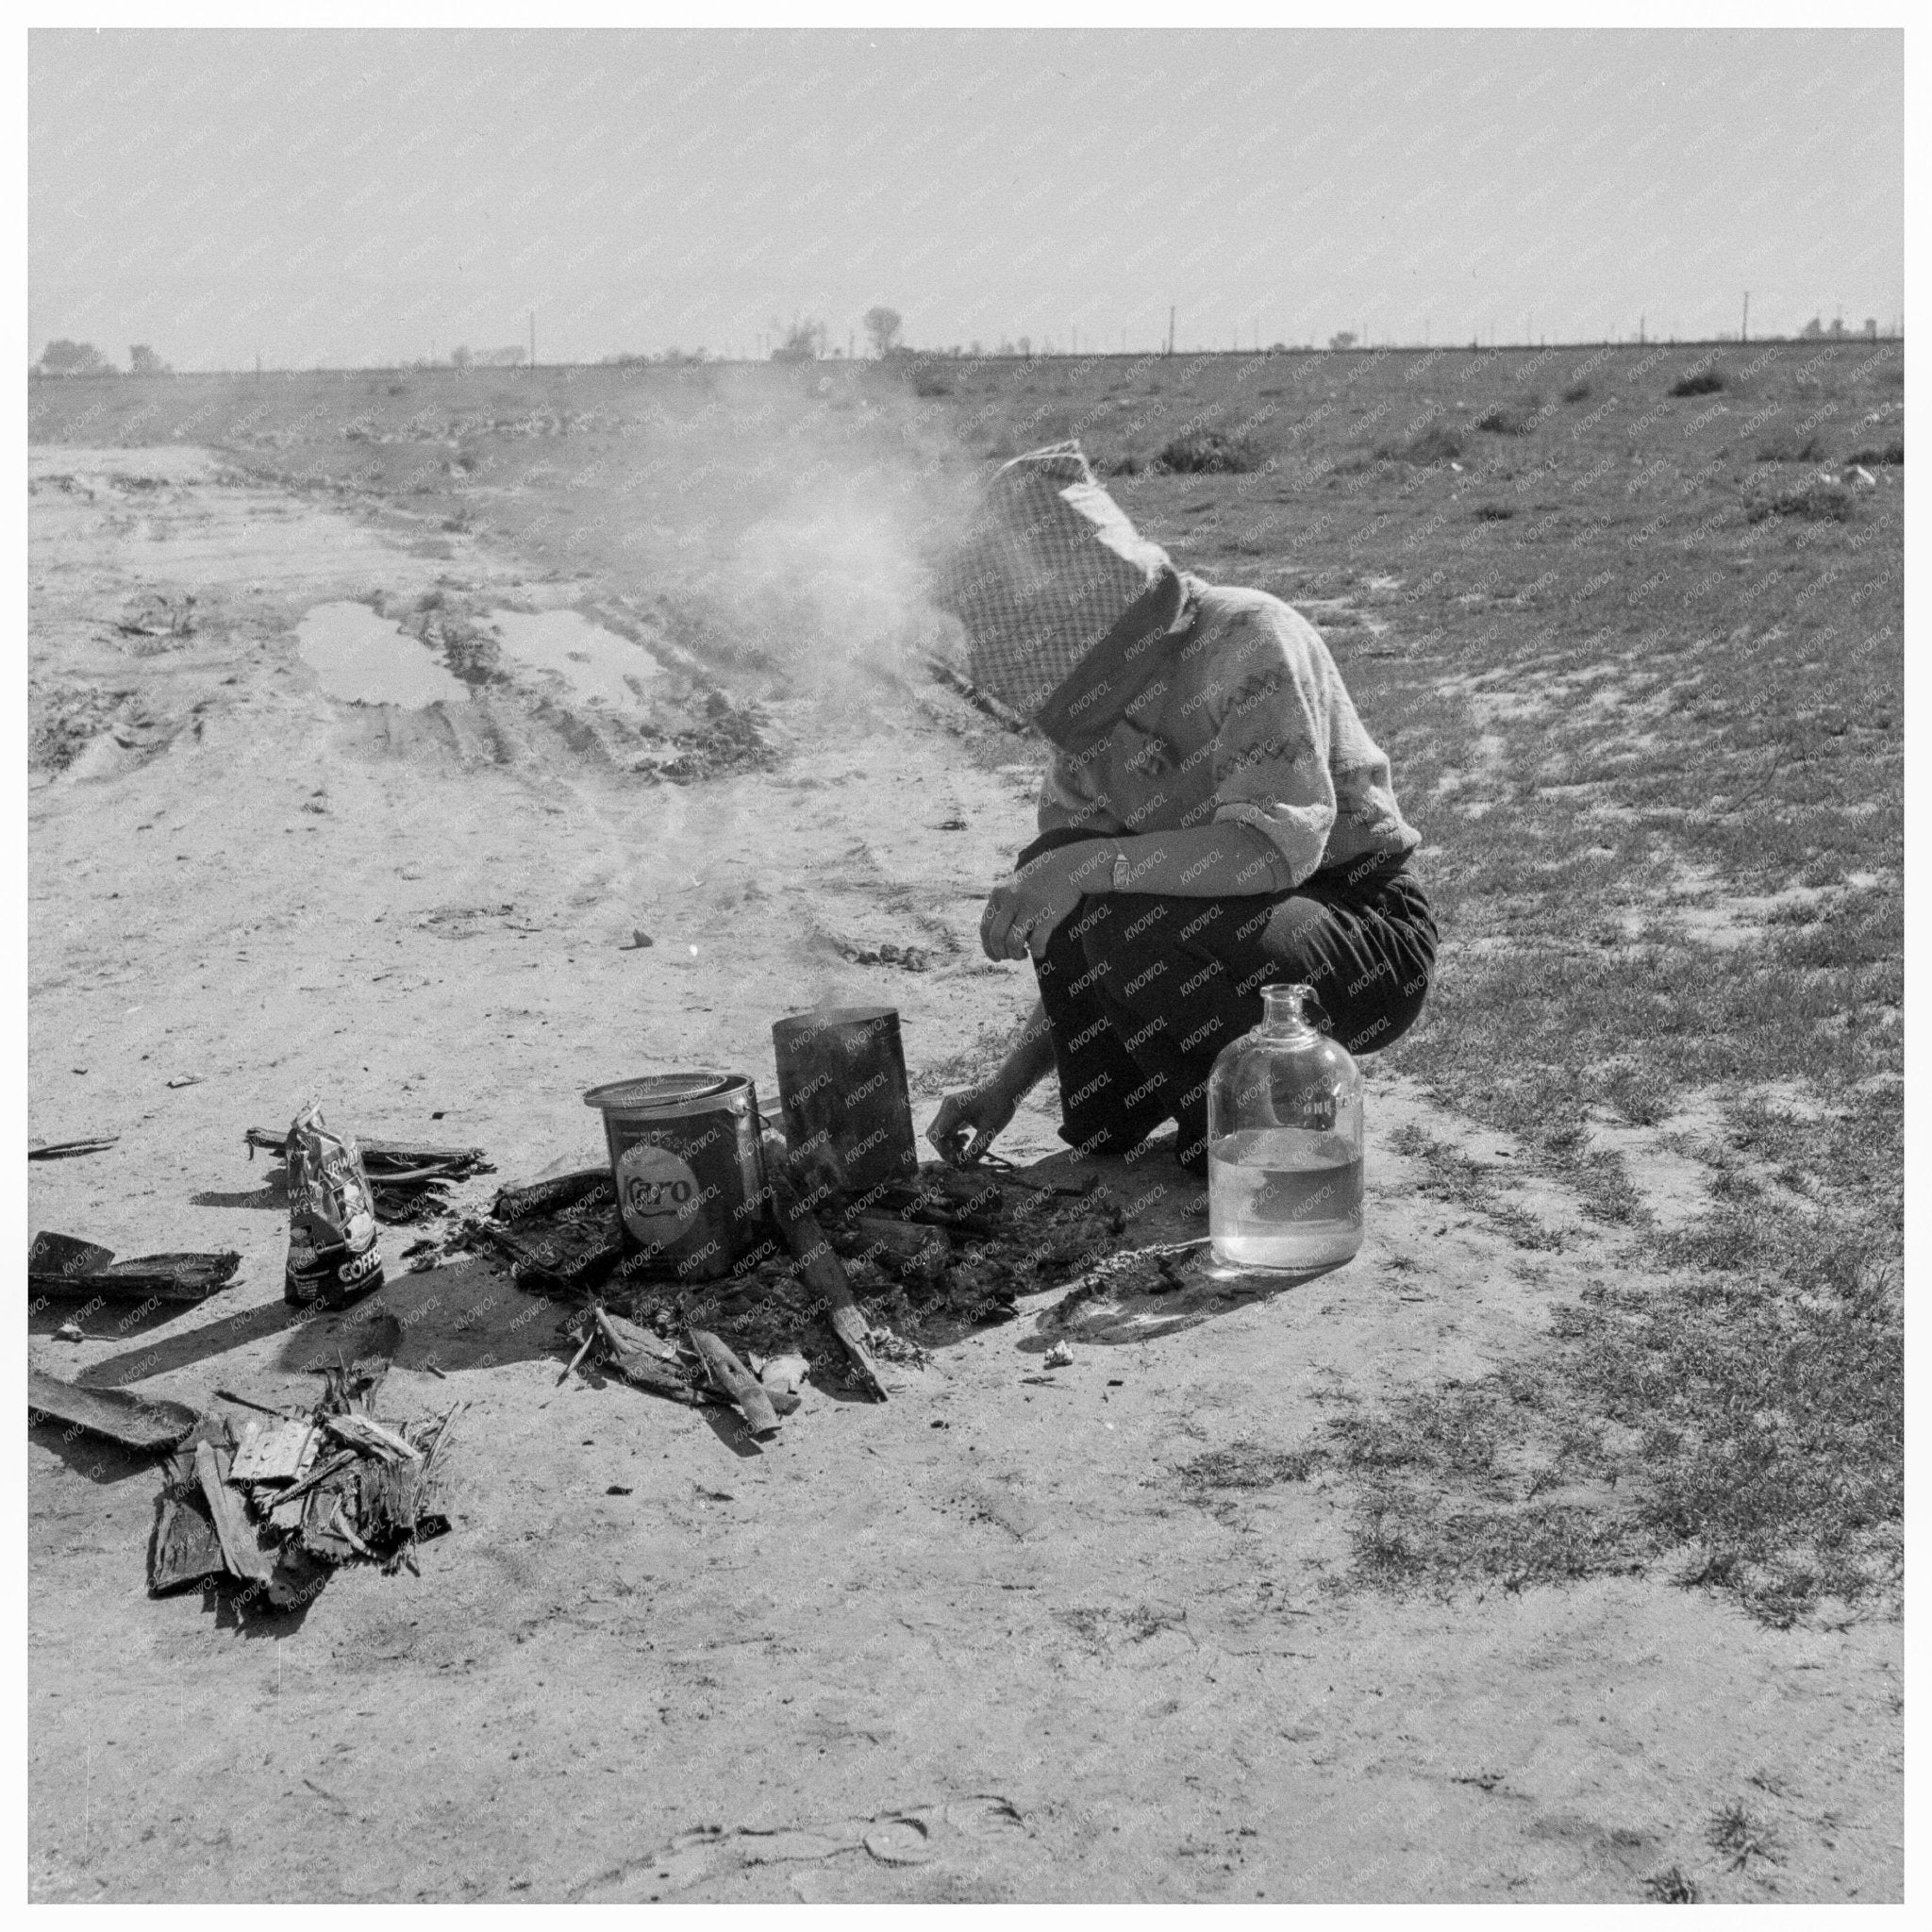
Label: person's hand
xmin=978 ymin=843 xmax=1113 ymax=961
xmin=927 ymin=1082 xmax=1019 ymax=1166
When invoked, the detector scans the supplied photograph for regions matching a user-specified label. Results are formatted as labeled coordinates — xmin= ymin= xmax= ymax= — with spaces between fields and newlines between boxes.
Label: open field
xmin=26 ymin=341 xmax=1903 ymax=1900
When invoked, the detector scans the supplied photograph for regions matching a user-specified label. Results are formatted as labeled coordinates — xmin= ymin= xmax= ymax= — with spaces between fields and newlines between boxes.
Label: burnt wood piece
xmin=299 ymin=1469 xmax=365 ymax=1563
xmin=28 ymin=1231 xmax=242 ymax=1306
xmin=474 ymin=1196 xmax=624 ymax=1294
xmin=323 ymin=1412 xmax=420 ymax=1464
xmin=29 ymin=1367 xmax=199 ymax=1451
xmin=686 ymin=1328 xmax=782 ymax=1437
xmin=264 ymin=1449 xmax=359 ymax=1522
xmin=768 ymin=1168 xmax=888 ymax=1403
xmin=194 ymin=1441 xmax=278 ymax=1583
xmin=148 ymin=1419 xmax=235 ymax=1593
xmin=592 ymin=1309 xmax=711 ymax=1407
xmin=27 ymin=1136 xmax=120 ymax=1162
xmin=149 ymin=1488 xmax=226 ymax=1593
xmin=243 ymin=1127 xmax=491 ymax=1183
xmin=490 ymin=1168 xmax=612 ymax=1224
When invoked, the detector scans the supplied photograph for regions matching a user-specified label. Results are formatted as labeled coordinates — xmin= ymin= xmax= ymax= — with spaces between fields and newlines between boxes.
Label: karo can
xmin=771 ymin=1006 xmax=918 ymax=1197
xmin=583 ymin=1072 xmax=772 ymax=1283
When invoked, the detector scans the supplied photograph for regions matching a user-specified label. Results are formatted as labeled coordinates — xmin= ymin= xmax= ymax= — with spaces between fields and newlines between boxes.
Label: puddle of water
xmin=298 ymin=602 xmax=471 ymax=708
xmin=488 ymin=608 xmax=658 ymax=708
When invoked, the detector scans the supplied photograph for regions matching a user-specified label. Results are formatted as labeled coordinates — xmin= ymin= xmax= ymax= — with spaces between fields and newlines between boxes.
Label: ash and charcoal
xmin=473 ymin=1158 xmax=1133 ymax=1391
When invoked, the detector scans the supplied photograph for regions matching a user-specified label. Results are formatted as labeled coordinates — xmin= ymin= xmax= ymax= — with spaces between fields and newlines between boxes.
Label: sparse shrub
xmin=1756 ymin=435 xmax=1824 ymax=463
xmin=1747 ymin=483 xmax=1854 ymax=524
xmin=1643 ymin=1867 xmax=1698 ymax=1904
xmin=1846 ymin=440 xmax=1904 ymax=466
xmin=912 ymin=369 xmax=954 ymax=398
xmin=1670 ymin=368 xmax=1726 ymax=397
xmin=1474 ymin=503 xmax=1515 ymax=521
xmin=1561 ymin=380 xmax=1592 ymax=404
xmin=1475 ymin=404 xmax=1534 ymax=435
xmin=1108 ymin=452 xmax=1144 ymax=476
xmin=1154 ymin=429 xmax=1261 ymax=474
xmin=1397 ymin=424 xmax=1463 ymax=465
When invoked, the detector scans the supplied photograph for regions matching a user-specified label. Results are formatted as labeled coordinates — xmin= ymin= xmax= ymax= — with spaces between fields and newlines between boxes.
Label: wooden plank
xmin=228 ymin=1420 xmax=318 ymax=1484
xmin=28 ymin=1367 xmax=198 ymax=1451
xmin=193 ymin=1441 xmax=276 ymax=1583
xmin=149 ymin=1488 xmax=226 ymax=1593
xmin=687 ymin=1329 xmax=782 ymax=1438
xmin=768 ymin=1168 xmax=888 ymax=1402
xmin=323 ymin=1412 xmax=420 ymax=1463
xmin=591 ymin=1310 xmax=709 ymax=1406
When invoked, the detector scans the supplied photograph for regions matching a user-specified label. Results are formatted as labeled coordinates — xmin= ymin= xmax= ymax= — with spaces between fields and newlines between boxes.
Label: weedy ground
xmin=29 ymin=338 xmax=1904 ymax=1632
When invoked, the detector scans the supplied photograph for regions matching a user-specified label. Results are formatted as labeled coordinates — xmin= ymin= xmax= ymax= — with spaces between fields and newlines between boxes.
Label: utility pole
xmin=529 ymin=309 xmax=536 ymax=370
xmin=1741 ymin=291 xmax=1749 ymax=341
xmin=1168 ymin=305 xmax=1175 ymax=356
xmin=1639 ymin=314 xmax=1645 ymax=345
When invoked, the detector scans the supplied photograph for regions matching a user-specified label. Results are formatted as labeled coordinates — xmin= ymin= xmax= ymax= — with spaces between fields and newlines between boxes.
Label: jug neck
xmin=1257 ymin=983 xmax=1322 ymax=1041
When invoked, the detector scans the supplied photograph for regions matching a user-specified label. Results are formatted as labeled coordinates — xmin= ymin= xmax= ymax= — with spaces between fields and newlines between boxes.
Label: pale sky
xmin=29 ymin=27 xmax=1904 ymax=371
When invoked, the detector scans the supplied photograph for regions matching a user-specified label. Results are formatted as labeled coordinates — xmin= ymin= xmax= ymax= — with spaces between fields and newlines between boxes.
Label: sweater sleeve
xmin=1206 ymin=608 xmax=1335 ymax=889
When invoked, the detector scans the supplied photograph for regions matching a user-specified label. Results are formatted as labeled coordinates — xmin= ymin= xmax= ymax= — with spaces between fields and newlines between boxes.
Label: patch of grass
xmin=1706 ymin=1801 xmax=1779 ymax=1871
xmin=1178 ymin=1441 xmax=1321 ymax=1491
xmin=1392 ymin=424 xmax=1464 ymax=465
xmin=1325 ymin=1218 xmax=1902 ymax=1623
xmin=1642 ymin=1866 xmax=1698 ymax=1903
xmin=1154 ymin=429 xmax=1262 ymax=474
xmin=1670 ymin=368 xmax=1727 ymax=396
xmin=1391 ymin=1123 xmax=1571 ymax=1249
xmin=1747 ymin=482 xmax=1854 ymax=523
xmin=1474 ymin=503 xmax=1516 ymax=521
xmin=1561 ymin=381 xmax=1593 ymax=404
xmin=1755 ymin=434 xmax=1824 ymax=463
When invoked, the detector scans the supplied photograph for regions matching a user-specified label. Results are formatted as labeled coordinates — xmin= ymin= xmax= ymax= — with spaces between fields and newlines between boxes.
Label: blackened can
xmin=583 ymin=1073 xmax=771 ymax=1283
xmin=771 ymin=1006 xmax=918 ymax=1197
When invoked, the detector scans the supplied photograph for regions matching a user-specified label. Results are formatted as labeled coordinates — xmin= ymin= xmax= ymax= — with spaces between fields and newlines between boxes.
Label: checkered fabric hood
xmin=936 ymin=442 xmax=1173 ymax=719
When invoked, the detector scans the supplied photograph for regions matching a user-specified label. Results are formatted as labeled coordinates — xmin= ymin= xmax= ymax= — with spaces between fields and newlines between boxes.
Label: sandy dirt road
xmin=25 ymin=449 xmax=1901 ymax=1902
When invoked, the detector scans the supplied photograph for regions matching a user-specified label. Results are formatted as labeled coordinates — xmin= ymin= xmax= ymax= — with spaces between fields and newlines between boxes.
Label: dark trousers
xmin=1024 ymin=827 xmax=1438 ymax=1173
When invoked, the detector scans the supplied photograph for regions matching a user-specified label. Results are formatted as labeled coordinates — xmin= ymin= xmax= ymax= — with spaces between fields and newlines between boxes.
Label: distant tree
xmin=41 ymin=339 xmax=111 ymax=375
xmin=450 ymin=345 xmax=473 ymax=369
xmin=1016 ymin=336 xmax=1032 ymax=358
xmin=863 ymin=306 xmax=904 ymax=358
xmin=1799 ymin=316 xmax=1824 ymax=339
xmin=771 ymin=318 xmax=827 ymax=362
xmin=476 ymin=345 xmax=526 ymax=367
xmin=969 ymin=340 xmax=983 ymax=357
xmin=128 ymin=343 xmax=170 ymax=375
xmin=1328 ymin=331 xmax=1357 ymax=351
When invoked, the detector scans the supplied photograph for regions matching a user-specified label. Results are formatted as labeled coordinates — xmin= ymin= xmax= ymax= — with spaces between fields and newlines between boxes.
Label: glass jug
xmin=1207 ymin=983 xmax=1364 ymax=1272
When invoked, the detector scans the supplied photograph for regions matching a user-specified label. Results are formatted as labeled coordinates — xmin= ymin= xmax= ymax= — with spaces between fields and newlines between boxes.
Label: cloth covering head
xmin=937 ymin=441 xmax=1176 ymax=721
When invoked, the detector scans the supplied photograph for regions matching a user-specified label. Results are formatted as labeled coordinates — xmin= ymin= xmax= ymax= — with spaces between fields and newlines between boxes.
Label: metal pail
xmin=582 ymin=1072 xmax=770 ymax=1282
xmin=771 ymin=1006 xmax=918 ymax=1197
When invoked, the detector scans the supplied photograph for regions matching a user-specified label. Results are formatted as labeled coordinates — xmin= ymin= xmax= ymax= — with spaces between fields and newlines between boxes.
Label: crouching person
xmin=926 ymin=442 xmax=1437 ymax=1177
